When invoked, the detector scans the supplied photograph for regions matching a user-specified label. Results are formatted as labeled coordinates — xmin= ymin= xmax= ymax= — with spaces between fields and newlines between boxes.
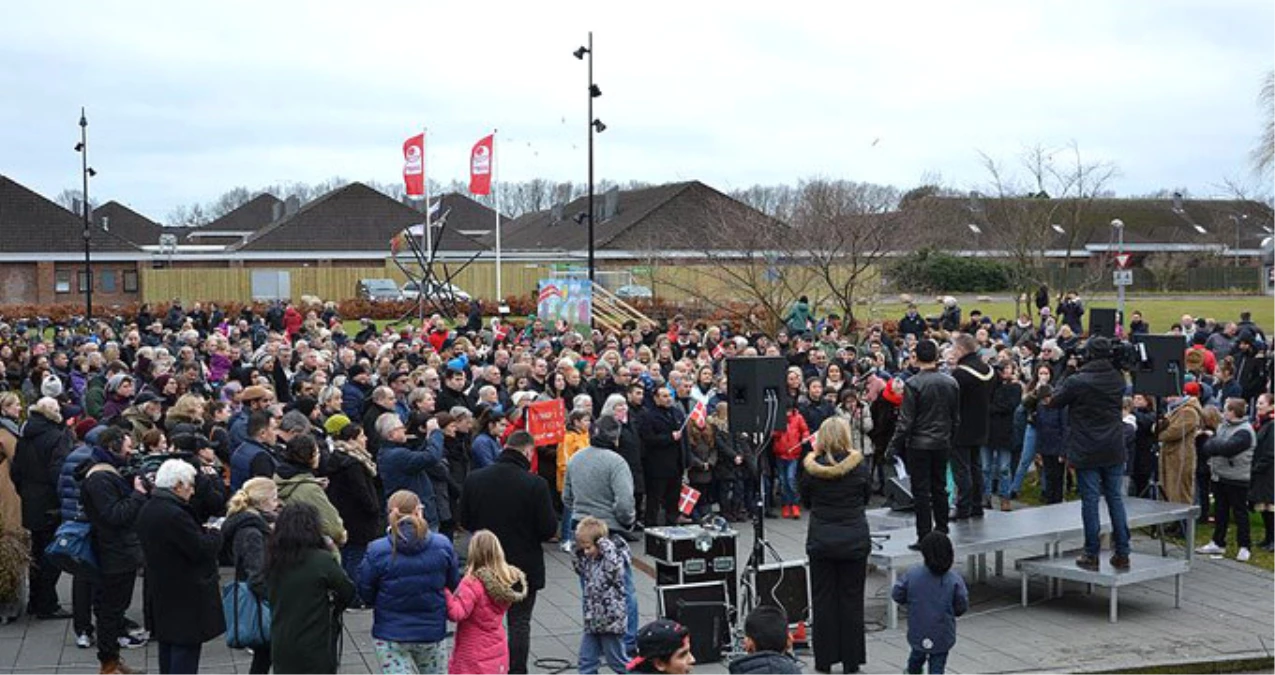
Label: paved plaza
xmin=1 ymin=499 xmax=1272 ymax=674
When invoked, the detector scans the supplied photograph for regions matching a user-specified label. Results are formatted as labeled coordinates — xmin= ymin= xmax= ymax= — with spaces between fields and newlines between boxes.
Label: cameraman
xmin=1046 ymin=336 xmax=1131 ymax=571
xmin=79 ymin=427 xmax=148 ymax=673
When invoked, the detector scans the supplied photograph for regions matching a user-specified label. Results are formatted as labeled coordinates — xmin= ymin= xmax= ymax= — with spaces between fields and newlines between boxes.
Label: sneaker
xmin=76 ymin=632 xmax=94 ymax=649
xmin=118 ymin=634 xmax=148 ymax=650
xmin=1195 ymin=541 xmax=1225 ymax=555
xmin=1236 ymin=547 xmax=1252 ymax=562
xmin=127 ymin=627 xmax=149 ymax=642
xmin=1075 ymin=554 xmax=1099 ymax=571
xmin=558 ymin=541 xmax=572 ymax=553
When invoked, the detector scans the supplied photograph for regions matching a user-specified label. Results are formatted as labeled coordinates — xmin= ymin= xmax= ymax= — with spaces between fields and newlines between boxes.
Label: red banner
xmin=403 ymin=133 xmax=425 ymax=198
xmin=469 ymin=134 xmax=493 ymax=196
xmin=526 ymin=398 xmax=566 ymax=446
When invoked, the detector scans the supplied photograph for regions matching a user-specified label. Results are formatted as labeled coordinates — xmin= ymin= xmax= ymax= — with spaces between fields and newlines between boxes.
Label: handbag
xmin=222 ymin=580 xmax=271 ymax=648
xmin=44 ymin=521 xmax=97 ymax=577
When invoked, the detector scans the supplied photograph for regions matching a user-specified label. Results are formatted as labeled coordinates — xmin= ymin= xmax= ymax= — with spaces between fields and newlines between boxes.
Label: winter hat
xmin=73 ymin=417 xmax=99 ymax=441
xmin=324 ymin=414 xmax=352 ymax=437
xmin=106 ymin=373 xmax=132 ymax=394
xmin=41 ymin=374 xmax=63 ymax=399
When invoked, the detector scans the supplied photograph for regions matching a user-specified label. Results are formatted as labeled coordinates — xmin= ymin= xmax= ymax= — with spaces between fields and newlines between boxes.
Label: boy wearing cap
xmin=627 ymin=619 xmax=694 ymax=674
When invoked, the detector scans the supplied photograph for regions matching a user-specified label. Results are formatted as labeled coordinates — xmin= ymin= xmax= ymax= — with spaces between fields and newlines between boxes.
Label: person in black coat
xmin=1056 ymin=292 xmax=1085 ymax=335
xmin=1047 ymin=337 xmax=1132 ymax=570
xmin=949 ymin=335 xmax=994 ymax=520
xmin=984 ymin=363 xmax=1022 ymax=512
xmin=457 ymin=432 xmax=557 ymax=674
xmin=602 ymin=391 xmax=646 ymax=524
xmin=324 ymin=423 xmax=382 ymax=603
xmin=1249 ymin=394 xmax=1273 ymax=551
xmin=79 ymin=426 xmax=148 ymax=673
xmin=136 ymin=460 xmax=225 ymax=674
xmin=638 ymin=387 xmax=686 ymax=526
xmin=9 ymin=398 xmax=72 ymax=618
xmin=800 ymin=417 xmax=871 ymax=674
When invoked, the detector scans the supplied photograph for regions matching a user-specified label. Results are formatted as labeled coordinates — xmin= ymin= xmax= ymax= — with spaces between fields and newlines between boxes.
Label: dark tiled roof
xmin=92 ymin=201 xmax=163 ymax=245
xmin=498 ymin=181 xmax=773 ymax=252
xmin=911 ymin=196 xmax=1272 ymax=250
xmin=0 ymin=175 xmax=137 ymax=253
xmin=235 ymin=183 xmax=485 ymax=252
xmin=203 ymin=193 xmax=282 ymax=233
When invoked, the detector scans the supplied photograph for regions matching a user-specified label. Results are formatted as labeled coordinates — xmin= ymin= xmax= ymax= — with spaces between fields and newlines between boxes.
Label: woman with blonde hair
xmin=799 ymin=416 xmax=871 ymax=674
xmin=358 ymin=490 xmax=459 ymax=674
xmin=0 ymin=391 xmax=24 ymax=625
xmin=164 ymin=393 xmax=206 ymax=433
xmin=447 ymin=530 xmax=527 ymax=674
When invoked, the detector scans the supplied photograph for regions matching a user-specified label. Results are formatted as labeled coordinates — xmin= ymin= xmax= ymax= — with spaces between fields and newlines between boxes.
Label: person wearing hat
xmin=1046 ymin=336 xmax=1133 ymax=571
xmin=627 ymin=619 xmax=694 ymax=674
xmin=228 ymin=385 xmax=275 ymax=451
xmin=96 ymin=368 xmax=135 ymax=422
xmin=119 ymin=391 xmax=164 ymax=450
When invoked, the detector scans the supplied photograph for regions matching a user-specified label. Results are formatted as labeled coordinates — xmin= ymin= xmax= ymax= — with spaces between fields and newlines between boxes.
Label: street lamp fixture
xmin=592 ymin=119 xmax=606 ymax=133
xmin=74 ymin=106 xmax=94 ymax=321
xmin=1112 ymin=218 xmax=1126 ymax=332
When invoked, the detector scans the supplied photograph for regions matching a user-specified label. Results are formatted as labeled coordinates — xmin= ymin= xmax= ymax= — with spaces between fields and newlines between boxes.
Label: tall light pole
xmin=74 ymin=107 xmax=95 ymax=320
xmin=575 ymin=33 xmax=604 ymax=283
xmin=1112 ymin=218 xmax=1124 ymax=330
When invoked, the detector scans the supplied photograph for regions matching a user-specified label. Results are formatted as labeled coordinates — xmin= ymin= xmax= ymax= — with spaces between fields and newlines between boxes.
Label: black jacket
xmin=361 ymin=401 xmax=396 ymax=459
xmin=220 ymin=509 xmax=271 ymax=590
xmin=800 ymin=451 xmax=871 ymax=561
xmin=987 ymin=379 xmax=1022 ymax=449
xmin=1047 ymin=359 xmax=1126 ymax=470
xmin=729 ymin=651 xmax=803 ymax=674
xmin=79 ymin=459 xmax=146 ymax=575
xmin=616 ymin=420 xmax=645 ymax=496
xmin=436 ymin=385 xmax=470 ymax=415
xmin=136 ymin=489 xmax=225 ymax=645
xmin=1248 ymin=418 xmax=1273 ymax=505
xmin=638 ymin=404 xmax=686 ymax=479
xmin=887 ymin=370 xmax=960 ymax=456
xmin=951 ymin=354 xmax=994 ymax=447
xmin=11 ymin=410 xmax=72 ymax=531
xmin=458 ymin=449 xmax=557 ymax=590
xmin=323 ymin=449 xmax=383 ymax=546
xmin=898 ymin=313 xmax=927 ymax=339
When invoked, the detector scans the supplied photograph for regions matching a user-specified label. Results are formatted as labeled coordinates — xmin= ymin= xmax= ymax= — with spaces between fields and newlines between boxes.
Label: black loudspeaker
xmin=726 ymin=356 xmax=788 ymax=433
xmin=676 ymin=601 xmax=728 ymax=663
xmin=883 ymin=457 xmax=913 ymax=511
xmin=1131 ymin=335 xmax=1185 ymax=398
xmin=1089 ymin=308 xmax=1119 ymax=338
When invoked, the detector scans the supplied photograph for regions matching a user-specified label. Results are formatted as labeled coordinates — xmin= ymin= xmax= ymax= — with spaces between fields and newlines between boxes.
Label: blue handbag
xmin=222 ymin=580 xmax=271 ymax=648
xmin=44 ymin=520 xmax=98 ymax=577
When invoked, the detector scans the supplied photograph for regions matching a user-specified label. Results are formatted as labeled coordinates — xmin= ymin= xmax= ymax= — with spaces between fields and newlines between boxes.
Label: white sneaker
xmin=1237 ymin=547 xmax=1252 ymax=562
xmin=559 ymin=541 xmax=573 ymax=553
xmin=75 ymin=633 xmax=93 ymax=649
xmin=118 ymin=634 xmax=148 ymax=649
xmin=1195 ymin=541 xmax=1224 ymax=555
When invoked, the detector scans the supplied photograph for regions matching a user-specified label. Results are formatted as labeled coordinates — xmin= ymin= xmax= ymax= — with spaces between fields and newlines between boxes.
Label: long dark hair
xmin=265 ymin=502 xmax=325 ymax=582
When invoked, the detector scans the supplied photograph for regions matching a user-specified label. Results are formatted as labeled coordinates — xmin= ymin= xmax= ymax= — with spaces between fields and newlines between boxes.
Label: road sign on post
xmin=1114 ymin=253 xmax=1132 ymax=269
xmin=1113 ymin=270 xmax=1133 ymax=287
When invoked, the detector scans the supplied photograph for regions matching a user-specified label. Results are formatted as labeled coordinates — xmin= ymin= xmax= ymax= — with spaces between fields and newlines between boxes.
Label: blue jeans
xmin=980 ymin=446 xmax=1013 ymax=500
xmin=1010 ymin=425 xmax=1038 ymax=495
xmin=907 ymin=649 xmax=949 ymax=674
xmin=1076 ymin=464 xmax=1131 ymax=558
xmin=340 ymin=544 xmax=367 ymax=601
xmin=560 ymin=505 xmax=574 ymax=543
xmin=776 ymin=458 xmax=799 ymax=506
xmin=579 ymin=633 xmax=627 ymax=674
xmin=576 ymin=540 xmax=638 ymax=657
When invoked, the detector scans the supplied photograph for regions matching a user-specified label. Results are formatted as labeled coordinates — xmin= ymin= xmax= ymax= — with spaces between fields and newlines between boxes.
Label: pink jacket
xmin=446 ymin=567 xmax=528 ymax=674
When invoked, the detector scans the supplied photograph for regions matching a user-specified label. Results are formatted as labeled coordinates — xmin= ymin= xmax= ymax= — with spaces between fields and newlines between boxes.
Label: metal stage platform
xmin=870 ymin=497 xmax=1199 ymax=629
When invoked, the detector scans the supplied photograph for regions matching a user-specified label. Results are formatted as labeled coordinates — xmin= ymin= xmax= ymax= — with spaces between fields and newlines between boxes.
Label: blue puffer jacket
xmin=470 ymin=433 xmax=502 ymax=471
xmin=378 ymin=443 xmax=439 ymax=525
xmin=357 ymin=523 xmax=460 ymax=644
xmin=1035 ymin=404 xmax=1069 ymax=457
xmin=58 ymin=427 xmax=107 ymax=522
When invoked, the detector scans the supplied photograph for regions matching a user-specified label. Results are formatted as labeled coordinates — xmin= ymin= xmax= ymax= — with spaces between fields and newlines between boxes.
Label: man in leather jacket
xmin=886 ymin=340 xmax=960 ymax=548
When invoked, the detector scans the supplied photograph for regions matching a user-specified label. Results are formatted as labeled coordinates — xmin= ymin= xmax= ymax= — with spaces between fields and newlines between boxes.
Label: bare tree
xmin=1256 ymin=71 xmax=1274 ymax=179
xmin=54 ymin=188 xmax=99 ymax=214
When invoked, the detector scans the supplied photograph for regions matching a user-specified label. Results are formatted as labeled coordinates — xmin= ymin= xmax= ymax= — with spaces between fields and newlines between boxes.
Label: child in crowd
xmin=447 ymin=530 xmax=528 ymax=674
xmin=891 ymin=531 xmax=968 ymax=675
xmin=558 ymin=410 xmax=592 ymax=551
xmin=727 ymin=605 xmax=803 ymax=674
xmin=772 ymin=405 xmax=810 ymax=519
xmin=573 ymin=516 xmax=630 ymax=674
xmin=358 ymin=490 xmax=459 ymax=675
xmin=627 ymin=619 xmax=695 ymax=674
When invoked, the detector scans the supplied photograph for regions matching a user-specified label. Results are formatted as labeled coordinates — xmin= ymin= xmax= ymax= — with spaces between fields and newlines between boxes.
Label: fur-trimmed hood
xmin=473 ymin=565 xmax=528 ymax=606
xmin=802 ymin=449 xmax=863 ymax=479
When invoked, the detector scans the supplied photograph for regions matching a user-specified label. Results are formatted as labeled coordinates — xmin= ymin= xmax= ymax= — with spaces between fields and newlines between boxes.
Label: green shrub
xmin=887 ymin=248 xmax=1011 ymax=293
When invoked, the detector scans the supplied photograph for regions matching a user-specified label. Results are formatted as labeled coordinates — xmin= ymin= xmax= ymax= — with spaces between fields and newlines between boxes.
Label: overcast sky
xmin=1 ymin=1 xmax=1271 ymax=221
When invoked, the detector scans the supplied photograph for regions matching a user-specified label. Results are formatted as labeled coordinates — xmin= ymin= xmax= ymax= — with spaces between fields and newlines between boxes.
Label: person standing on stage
xmin=886 ymin=340 xmax=960 ymax=549
xmin=948 ymin=335 xmax=994 ymax=521
xmin=1046 ymin=336 xmax=1132 ymax=570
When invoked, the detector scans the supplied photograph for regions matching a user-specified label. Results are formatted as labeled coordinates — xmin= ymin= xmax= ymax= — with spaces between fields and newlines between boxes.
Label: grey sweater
xmin=563 ymin=446 xmax=636 ymax=531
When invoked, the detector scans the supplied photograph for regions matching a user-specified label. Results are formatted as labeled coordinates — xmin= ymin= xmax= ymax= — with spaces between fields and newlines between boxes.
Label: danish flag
xmin=678 ymin=484 xmax=701 ymax=515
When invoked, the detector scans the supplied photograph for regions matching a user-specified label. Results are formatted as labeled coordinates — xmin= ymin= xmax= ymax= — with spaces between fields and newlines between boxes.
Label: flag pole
xmin=421 ymin=127 xmax=431 ymax=327
xmin=494 ymin=128 xmax=503 ymax=305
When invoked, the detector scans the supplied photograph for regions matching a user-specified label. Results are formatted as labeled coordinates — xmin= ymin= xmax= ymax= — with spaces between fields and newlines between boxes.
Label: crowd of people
xmin=0 ymin=292 xmax=1268 ymax=674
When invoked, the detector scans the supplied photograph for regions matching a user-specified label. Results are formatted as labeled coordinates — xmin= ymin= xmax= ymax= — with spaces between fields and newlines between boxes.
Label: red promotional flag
xmin=403 ymin=133 xmax=425 ymax=198
xmin=678 ymin=484 xmax=701 ymax=516
xmin=526 ymin=399 xmax=566 ymax=446
xmin=469 ymin=134 xmax=494 ymax=196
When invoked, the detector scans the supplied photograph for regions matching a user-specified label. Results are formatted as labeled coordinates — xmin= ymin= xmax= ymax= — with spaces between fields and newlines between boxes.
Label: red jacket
xmin=1186 ymin=345 xmax=1216 ymax=375
xmin=283 ymin=306 xmax=303 ymax=338
xmin=772 ymin=410 xmax=810 ymax=461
